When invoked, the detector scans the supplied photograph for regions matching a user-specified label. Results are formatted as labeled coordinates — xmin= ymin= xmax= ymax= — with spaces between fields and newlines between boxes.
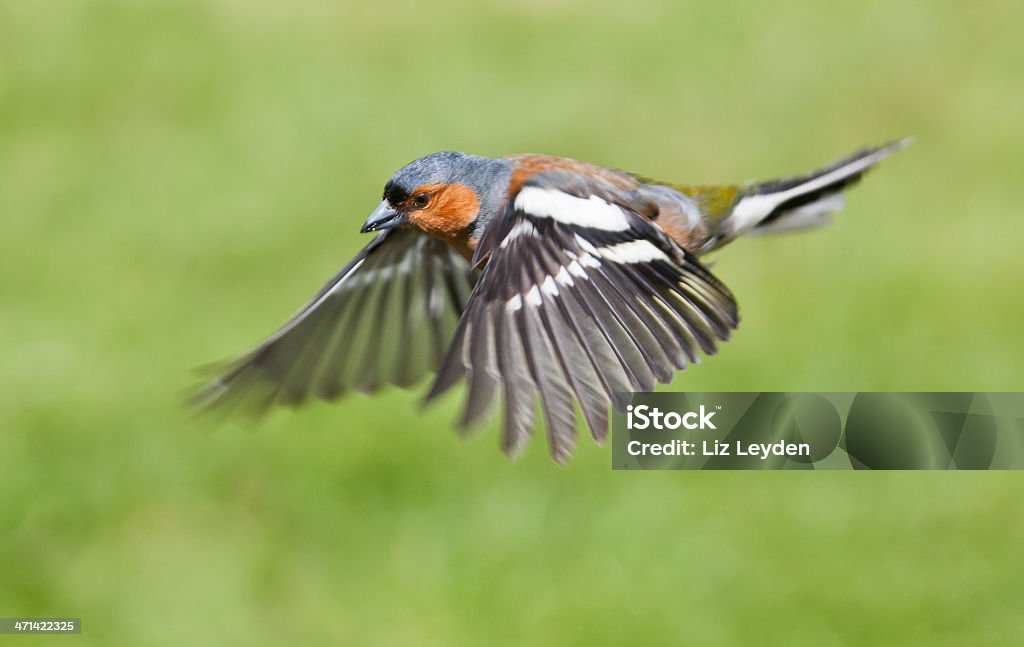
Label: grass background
xmin=2 ymin=0 xmax=1023 ymax=644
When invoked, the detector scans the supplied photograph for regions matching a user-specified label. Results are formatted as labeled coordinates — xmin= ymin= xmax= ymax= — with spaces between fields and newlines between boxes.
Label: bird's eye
xmin=411 ymin=193 xmax=430 ymax=208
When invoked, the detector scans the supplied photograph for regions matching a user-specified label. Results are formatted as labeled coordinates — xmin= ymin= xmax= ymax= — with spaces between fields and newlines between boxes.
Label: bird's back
xmin=502 ymin=153 xmax=717 ymax=252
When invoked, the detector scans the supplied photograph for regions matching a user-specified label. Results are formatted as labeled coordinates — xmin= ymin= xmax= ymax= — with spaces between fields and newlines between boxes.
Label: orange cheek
xmin=407 ymin=183 xmax=481 ymax=256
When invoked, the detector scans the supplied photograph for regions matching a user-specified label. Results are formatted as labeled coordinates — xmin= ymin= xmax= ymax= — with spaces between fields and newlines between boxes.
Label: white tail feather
xmin=726 ymin=138 xmax=910 ymax=239
xmin=746 ymin=193 xmax=844 ymax=236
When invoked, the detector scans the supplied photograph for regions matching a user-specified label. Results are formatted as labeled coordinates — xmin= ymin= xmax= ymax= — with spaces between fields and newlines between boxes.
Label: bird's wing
xmin=194 ymin=228 xmax=478 ymax=414
xmin=426 ymin=175 xmax=739 ymax=463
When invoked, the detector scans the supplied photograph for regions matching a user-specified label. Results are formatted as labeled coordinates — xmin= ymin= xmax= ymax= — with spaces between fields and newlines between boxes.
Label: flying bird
xmin=195 ymin=139 xmax=909 ymax=462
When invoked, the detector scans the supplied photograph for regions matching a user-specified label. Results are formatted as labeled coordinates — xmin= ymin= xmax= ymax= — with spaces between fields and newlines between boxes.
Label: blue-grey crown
xmin=389 ymin=152 xmax=477 ymax=190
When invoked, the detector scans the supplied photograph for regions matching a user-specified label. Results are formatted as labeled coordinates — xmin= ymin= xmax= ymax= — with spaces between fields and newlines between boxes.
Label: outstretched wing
xmin=426 ymin=177 xmax=739 ymax=463
xmin=195 ymin=228 xmax=478 ymax=415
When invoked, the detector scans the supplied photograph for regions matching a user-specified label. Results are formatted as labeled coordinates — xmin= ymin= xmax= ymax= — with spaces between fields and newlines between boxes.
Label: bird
xmin=194 ymin=139 xmax=909 ymax=463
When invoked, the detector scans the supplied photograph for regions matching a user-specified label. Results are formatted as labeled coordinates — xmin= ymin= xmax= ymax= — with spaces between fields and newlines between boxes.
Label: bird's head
xmin=361 ymin=152 xmax=512 ymax=257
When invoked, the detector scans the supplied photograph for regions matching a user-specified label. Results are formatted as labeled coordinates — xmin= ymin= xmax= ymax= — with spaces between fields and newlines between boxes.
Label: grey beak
xmin=360 ymin=200 xmax=406 ymax=233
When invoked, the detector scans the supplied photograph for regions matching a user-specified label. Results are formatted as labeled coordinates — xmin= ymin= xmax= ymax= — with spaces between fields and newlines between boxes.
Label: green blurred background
xmin=2 ymin=0 xmax=1022 ymax=644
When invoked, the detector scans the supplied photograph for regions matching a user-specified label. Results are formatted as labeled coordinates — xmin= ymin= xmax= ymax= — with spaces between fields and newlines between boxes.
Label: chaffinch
xmin=196 ymin=139 xmax=909 ymax=462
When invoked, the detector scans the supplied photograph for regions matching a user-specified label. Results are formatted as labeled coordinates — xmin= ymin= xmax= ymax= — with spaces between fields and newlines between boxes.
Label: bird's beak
xmin=360 ymin=200 xmax=406 ymax=233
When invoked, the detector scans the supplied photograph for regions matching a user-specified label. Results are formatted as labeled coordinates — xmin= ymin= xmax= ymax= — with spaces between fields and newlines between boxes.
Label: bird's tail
xmin=719 ymin=138 xmax=911 ymax=242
